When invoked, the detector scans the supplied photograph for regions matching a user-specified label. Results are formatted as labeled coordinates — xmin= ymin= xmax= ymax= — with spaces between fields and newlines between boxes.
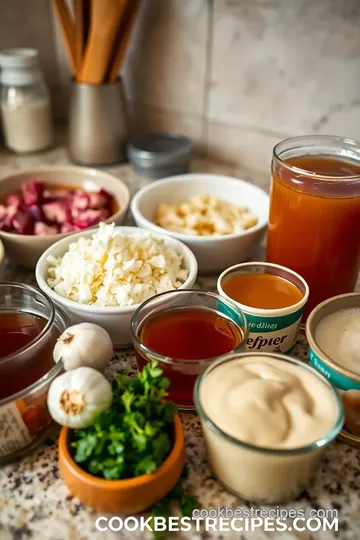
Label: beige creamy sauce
xmin=315 ymin=307 xmax=360 ymax=376
xmin=200 ymin=357 xmax=338 ymax=449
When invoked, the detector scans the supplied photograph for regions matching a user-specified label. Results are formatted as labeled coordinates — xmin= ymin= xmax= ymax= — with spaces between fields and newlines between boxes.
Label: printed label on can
xmin=0 ymin=402 xmax=32 ymax=457
xmin=244 ymin=307 xmax=304 ymax=353
xmin=308 ymin=348 xmax=360 ymax=391
xmin=309 ymin=347 xmax=360 ymax=438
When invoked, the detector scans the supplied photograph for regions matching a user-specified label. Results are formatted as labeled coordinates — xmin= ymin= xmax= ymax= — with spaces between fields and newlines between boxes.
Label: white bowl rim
xmin=131 ymin=173 xmax=269 ymax=244
xmin=35 ymin=225 xmax=198 ymax=314
xmin=0 ymin=165 xmax=130 ymax=239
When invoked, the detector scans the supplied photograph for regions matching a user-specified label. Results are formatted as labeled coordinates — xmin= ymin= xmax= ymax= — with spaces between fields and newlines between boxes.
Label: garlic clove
xmin=53 ymin=322 xmax=113 ymax=372
xmin=47 ymin=366 xmax=113 ymax=429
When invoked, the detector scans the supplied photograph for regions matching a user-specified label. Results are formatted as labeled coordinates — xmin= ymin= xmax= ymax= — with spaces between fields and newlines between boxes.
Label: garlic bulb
xmin=47 ymin=367 xmax=112 ymax=428
xmin=53 ymin=322 xmax=113 ymax=371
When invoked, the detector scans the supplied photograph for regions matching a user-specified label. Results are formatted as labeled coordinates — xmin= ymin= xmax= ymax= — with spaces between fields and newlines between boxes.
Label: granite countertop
xmin=0 ymin=143 xmax=359 ymax=540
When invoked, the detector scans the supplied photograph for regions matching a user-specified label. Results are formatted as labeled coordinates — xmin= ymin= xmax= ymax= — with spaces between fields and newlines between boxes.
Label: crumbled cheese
xmin=155 ymin=194 xmax=258 ymax=236
xmin=46 ymin=223 xmax=189 ymax=307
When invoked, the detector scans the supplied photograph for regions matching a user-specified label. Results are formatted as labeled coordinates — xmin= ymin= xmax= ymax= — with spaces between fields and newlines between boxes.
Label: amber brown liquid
xmin=222 ymin=273 xmax=303 ymax=309
xmin=0 ymin=312 xmax=58 ymax=400
xmin=267 ymin=155 xmax=360 ymax=318
xmin=288 ymin=155 xmax=360 ymax=177
xmin=136 ymin=307 xmax=243 ymax=408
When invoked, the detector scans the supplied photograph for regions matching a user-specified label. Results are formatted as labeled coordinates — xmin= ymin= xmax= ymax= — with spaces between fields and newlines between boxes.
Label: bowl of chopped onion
xmin=131 ymin=173 xmax=270 ymax=274
xmin=35 ymin=223 xmax=198 ymax=347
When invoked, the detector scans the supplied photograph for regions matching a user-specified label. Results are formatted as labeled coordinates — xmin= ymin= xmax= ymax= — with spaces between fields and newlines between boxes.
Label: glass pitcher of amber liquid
xmin=266 ymin=136 xmax=360 ymax=319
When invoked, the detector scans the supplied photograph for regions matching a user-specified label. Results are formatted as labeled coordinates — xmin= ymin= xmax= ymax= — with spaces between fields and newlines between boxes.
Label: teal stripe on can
xmin=245 ymin=306 xmax=304 ymax=332
xmin=309 ymin=348 xmax=360 ymax=391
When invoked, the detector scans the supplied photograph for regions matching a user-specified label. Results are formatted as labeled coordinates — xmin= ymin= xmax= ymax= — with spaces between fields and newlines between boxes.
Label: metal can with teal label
xmin=217 ymin=262 xmax=309 ymax=354
xmin=306 ymin=292 xmax=360 ymax=448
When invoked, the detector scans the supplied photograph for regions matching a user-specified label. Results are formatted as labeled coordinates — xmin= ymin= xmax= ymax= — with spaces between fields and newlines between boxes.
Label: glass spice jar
xmin=0 ymin=48 xmax=54 ymax=153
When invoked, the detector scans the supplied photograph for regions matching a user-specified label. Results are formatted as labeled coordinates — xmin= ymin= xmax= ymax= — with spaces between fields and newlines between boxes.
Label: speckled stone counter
xmin=0 ymin=144 xmax=359 ymax=540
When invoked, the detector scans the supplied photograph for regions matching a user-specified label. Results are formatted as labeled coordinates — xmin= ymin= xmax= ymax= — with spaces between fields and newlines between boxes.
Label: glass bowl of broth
xmin=0 ymin=282 xmax=70 ymax=465
xmin=131 ymin=290 xmax=248 ymax=410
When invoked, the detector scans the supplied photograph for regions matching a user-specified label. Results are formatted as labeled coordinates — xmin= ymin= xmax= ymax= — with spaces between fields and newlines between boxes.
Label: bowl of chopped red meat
xmin=0 ymin=166 xmax=130 ymax=268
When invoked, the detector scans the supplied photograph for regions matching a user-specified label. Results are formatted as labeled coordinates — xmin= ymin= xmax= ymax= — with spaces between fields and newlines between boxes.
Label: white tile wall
xmin=122 ymin=0 xmax=209 ymax=116
xmin=208 ymin=0 xmax=360 ymax=140
xmin=3 ymin=0 xmax=360 ymax=172
xmin=206 ymin=121 xmax=280 ymax=178
xmin=128 ymin=102 xmax=204 ymax=149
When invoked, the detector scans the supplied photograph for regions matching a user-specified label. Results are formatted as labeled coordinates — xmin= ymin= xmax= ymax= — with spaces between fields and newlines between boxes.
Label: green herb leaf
xmin=152 ymin=432 xmax=171 ymax=465
xmin=72 ymin=361 xmax=176 ymax=481
xmin=148 ymin=466 xmax=201 ymax=539
xmin=132 ymin=433 xmax=147 ymax=452
xmin=135 ymin=455 xmax=157 ymax=476
xmin=180 ymin=494 xmax=199 ymax=517
xmin=72 ymin=434 xmax=97 ymax=462
xmin=149 ymin=498 xmax=172 ymax=540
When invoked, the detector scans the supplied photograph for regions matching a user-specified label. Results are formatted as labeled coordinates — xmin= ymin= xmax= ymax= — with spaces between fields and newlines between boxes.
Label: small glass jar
xmin=131 ymin=289 xmax=248 ymax=410
xmin=195 ymin=352 xmax=344 ymax=503
xmin=0 ymin=282 xmax=70 ymax=465
xmin=0 ymin=48 xmax=54 ymax=153
xmin=266 ymin=135 xmax=360 ymax=319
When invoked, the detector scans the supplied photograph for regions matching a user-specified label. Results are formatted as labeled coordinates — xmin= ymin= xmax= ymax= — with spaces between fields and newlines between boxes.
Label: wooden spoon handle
xmin=78 ymin=0 xmax=127 ymax=85
xmin=108 ymin=0 xmax=141 ymax=83
xmin=72 ymin=0 xmax=84 ymax=76
xmin=52 ymin=0 xmax=76 ymax=75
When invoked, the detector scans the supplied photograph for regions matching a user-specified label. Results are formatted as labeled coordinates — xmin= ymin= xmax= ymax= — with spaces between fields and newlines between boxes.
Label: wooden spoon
xmin=82 ymin=0 xmax=91 ymax=57
xmin=107 ymin=0 xmax=141 ymax=83
xmin=72 ymin=0 xmax=84 ymax=75
xmin=78 ymin=0 xmax=127 ymax=85
xmin=53 ymin=0 xmax=77 ymax=75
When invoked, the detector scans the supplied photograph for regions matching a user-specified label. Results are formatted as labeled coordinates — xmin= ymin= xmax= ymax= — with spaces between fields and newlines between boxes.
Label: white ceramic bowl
xmin=35 ymin=226 xmax=198 ymax=347
xmin=131 ymin=174 xmax=269 ymax=274
xmin=0 ymin=166 xmax=130 ymax=269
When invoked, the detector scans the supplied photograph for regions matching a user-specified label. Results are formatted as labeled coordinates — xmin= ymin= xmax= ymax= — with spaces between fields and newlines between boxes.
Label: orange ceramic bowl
xmin=58 ymin=414 xmax=185 ymax=514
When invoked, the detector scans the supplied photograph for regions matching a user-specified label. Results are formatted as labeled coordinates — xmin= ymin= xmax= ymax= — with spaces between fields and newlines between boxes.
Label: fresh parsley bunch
xmin=149 ymin=465 xmax=200 ymax=539
xmin=72 ymin=361 xmax=177 ymax=480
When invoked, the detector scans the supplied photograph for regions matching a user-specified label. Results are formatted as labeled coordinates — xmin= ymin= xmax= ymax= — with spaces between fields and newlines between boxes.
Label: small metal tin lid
xmin=127 ymin=132 xmax=192 ymax=171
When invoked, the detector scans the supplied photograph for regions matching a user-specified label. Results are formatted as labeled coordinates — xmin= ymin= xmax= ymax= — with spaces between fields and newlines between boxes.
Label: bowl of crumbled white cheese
xmin=35 ymin=222 xmax=198 ymax=347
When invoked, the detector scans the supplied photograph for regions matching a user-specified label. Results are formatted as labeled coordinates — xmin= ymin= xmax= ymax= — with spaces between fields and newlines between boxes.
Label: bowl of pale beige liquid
xmin=194 ymin=352 xmax=344 ymax=503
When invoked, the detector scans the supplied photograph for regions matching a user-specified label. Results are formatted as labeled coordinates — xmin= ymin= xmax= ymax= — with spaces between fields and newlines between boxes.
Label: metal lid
xmin=127 ymin=132 xmax=192 ymax=170
xmin=0 ymin=48 xmax=38 ymax=68
xmin=0 ymin=48 xmax=42 ymax=85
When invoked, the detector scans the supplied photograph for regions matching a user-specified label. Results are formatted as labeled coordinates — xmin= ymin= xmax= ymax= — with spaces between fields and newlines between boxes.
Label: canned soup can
xmin=306 ymin=292 xmax=360 ymax=447
xmin=218 ymin=262 xmax=309 ymax=354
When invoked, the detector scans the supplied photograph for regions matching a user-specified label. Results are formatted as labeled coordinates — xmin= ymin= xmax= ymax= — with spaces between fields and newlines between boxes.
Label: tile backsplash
xmin=2 ymin=0 xmax=360 ymax=173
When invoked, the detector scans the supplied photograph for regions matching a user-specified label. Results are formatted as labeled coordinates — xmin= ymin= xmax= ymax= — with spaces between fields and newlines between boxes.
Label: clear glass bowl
xmin=0 ymin=282 xmax=70 ymax=465
xmin=131 ymin=289 xmax=248 ymax=410
xmin=194 ymin=351 xmax=344 ymax=503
